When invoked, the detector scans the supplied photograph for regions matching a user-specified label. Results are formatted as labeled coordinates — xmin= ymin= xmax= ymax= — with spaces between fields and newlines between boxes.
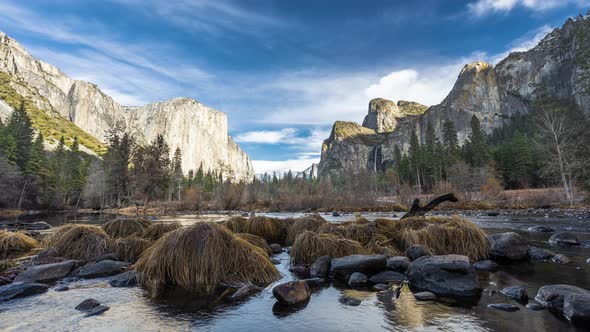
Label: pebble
xmin=339 ymin=295 xmax=361 ymax=306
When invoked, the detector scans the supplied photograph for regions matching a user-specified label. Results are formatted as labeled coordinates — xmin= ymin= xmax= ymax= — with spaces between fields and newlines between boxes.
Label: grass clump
xmin=242 ymin=216 xmax=285 ymax=243
xmin=134 ymin=222 xmax=280 ymax=295
xmin=0 ymin=230 xmax=40 ymax=258
xmin=44 ymin=224 xmax=109 ymax=261
xmin=102 ymin=218 xmax=151 ymax=239
xmin=143 ymin=222 xmax=183 ymax=242
xmin=221 ymin=216 xmax=247 ymax=233
xmin=235 ymin=233 xmax=272 ymax=255
xmin=285 ymin=215 xmax=327 ymax=245
xmin=290 ymin=231 xmax=366 ymax=266
xmin=111 ymin=236 xmax=150 ymax=263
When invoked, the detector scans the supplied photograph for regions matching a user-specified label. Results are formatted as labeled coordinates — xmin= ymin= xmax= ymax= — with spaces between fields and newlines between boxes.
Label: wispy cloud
xmin=467 ymin=0 xmax=589 ymax=16
xmin=252 ymin=157 xmax=320 ymax=175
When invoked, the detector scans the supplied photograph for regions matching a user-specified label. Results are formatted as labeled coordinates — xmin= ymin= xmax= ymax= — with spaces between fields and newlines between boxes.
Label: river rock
xmin=331 ymin=254 xmax=387 ymax=276
xmin=348 ymin=272 xmax=368 ymax=287
xmin=405 ymin=245 xmax=430 ymax=261
xmin=526 ymin=302 xmax=545 ymax=311
xmin=339 ymin=295 xmax=361 ymax=306
xmin=84 ymin=305 xmax=110 ymax=317
xmin=24 ymin=221 xmax=52 ymax=230
xmin=303 ymin=278 xmax=325 ymax=288
xmin=535 ymin=284 xmax=590 ymax=314
xmin=527 ymin=246 xmax=556 ymax=260
xmin=552 ymin=254 xmax=571 ymax=264
xmin=474 ymin=260 xmax=498 ymax=272
xmin=271 ymin=258 xmax=281 ymax=265
xmin=373 ymin=283 xmax=389 ymax=291
xmin=289 ymin=265 xmax=309 ymax=276
xmin=269 ymin=244 xmax=282 ymax=254
xmin=407 ymin=255 xmax=480 ymax=298
xmin=489 ymin=232 xmax=528 ymax=261
xmin=55 ymin=285 xmax=69 ymax=292
xmin=488 ymin=303 xmax=520 ymax=312
xmin=369 ymin=271 xmax=406 ymax=284
xmin=549 ymin=232 xmax=580 ymax=246
xmin=501 ymin=285 xmax=528 ymax=303
xmin=386 ymin=256 xmax=410 ymax=272
xmin=309 ymin=255 xmax=331 ymax=278
xmin=527 ymin=225 xmax=554 ymax=232
xmin=563 ymin=294 xmax=590 ymax=325
xmin=76 ymin=298 xmax=101 ymax=311
xmin=15 ymin=260 xmax=76 ymax=283
xmin=272 ymin=281 xmax=311 ymax=305
xmin=108 ymin=271 xmax=139 ymax=287
xmin=94 ymin=253 xmax=120 ymax=262
xmin=77 ymin=260 xmax=129 ymax=279
xmin=0 ymin=282 xmax=48 ymax=302
xmin=414 ymin=291 xmax=436 ymax=301
xmin=332 ymin=211 xmax=340 ymax=217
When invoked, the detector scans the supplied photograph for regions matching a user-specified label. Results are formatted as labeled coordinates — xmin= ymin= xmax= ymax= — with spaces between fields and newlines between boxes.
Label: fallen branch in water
xmin=401 ymin=193 xmax=459 ymax=219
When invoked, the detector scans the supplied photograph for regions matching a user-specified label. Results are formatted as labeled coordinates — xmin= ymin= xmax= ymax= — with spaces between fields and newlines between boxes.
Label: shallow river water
xmin=1 ymin=211 xmax=589 ymax=331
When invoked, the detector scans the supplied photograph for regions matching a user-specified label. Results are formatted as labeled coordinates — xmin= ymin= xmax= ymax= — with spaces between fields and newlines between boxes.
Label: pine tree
xmin=170 ymin=147 xmax=183 ymax=200
xmin=6 ymin=99 xmax=34 ymax=171
xmin=408 ymin=131 xmax=422 ymax=193
xmin=64 ymin=137 xmax=87 ymax=207
xmin=466 ymin=115 xmax=489 ymax=167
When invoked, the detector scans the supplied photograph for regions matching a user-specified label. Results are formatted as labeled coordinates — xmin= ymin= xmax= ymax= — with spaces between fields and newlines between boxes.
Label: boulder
xmin=94 ymin=253 xmax=119 ymax=262
xmin=527 ymin=247 xmax=556 ymax=260
xmin=386 ymin=256 xmax=410 ymax=272
xmin=526 ymin=302 xmax=544 ymax=311
xmin=489 ymin=232 xmax=528 ymax=261
xmin=338 ymin=295 xmax=361 ymax=306
xmin=549 ymin=232 xmax=580 ymax=246
xmin=414 ymin=291 xmax=436 ymax=301
xmin=272 ymin=281 xmax=311 ymax=305
xmin=527 ymin=225 xmax=554 ymax=232
xmin=76 ymin=298 xmax=101 ymax=311
xmin=405 ymin=245 xmax=429 ymax=261
xmin=77 ymin=260 xmax=129 ymax=279
xmin=309 ymin=255 xmax=331 ymax=278
xmin=289 ymin=265 xmax=309 ymax=276
xmin=330 ymin=254 xmax=387 ymax=276
xmin=535 ymin=284 xmax=590 ymax=314
xmin=474 ymin=260 xmax=498 ymax=272
xmin=373 ymin=283 xmax=389 ymax=291
xmin=303 ymin=278 xmax=325 ymax=288
xmin=369 ymin=271 xmax=406 ymax=284
xmin=501 ymin=285 xmax=528 ymax=303
xmin=0 ymin=282 xmax=49 ymax=302
xmin=563 ymin=294 xmax=590 ymax=325
xmin=348 ymin=272 xmax=368 ymax=287
xmin=269 ymin=244 xmax=282 ymax=254
xmin=552 ymin=254 xmax=571 ymax=264
xmin=407 ymin=255 xmax=480 ymax=298
xmin=108 ymin=271 xmax=139 ymax=287
xmin=84 ymin=305 xmax=110 ymax=317
xmin=488 ymin=303 xmax=520 ymax=312
xmin=15 ymin=260 xmax=76 ymax=283
xmin=332 ymin=211 xmax=341 ymax=217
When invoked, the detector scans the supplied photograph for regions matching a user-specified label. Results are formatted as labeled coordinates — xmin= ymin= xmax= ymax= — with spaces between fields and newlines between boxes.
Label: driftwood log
xmin=401 ymin=193 xmax=458 ymax=219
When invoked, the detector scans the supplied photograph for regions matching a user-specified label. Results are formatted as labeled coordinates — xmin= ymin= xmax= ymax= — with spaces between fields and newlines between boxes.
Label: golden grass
xmin=285 ymin=215 xmax=327 ymax=245
xmin=111 ymin=236 xmax=150 ymax=263
xmin=290 ymin=231 xmax=366 ymax=266
xmin=241 ymin=216 xmax=284 ymax=243
xmin=317 ymin=221 xmax=374 ymax=245
xmin=235 ymin=233 xmax=272 ymax=255
xmin=143 ymin=222 xmax=183 ymax=242
xmin=44 ymin=224 xmax=110 ymax=261
xmin=102 ymin=218 xmax=151 ymax=239
xmin=364 ymin=233 xmax=400 ymax=256
xmin=372 ymin=216 xmax=489 ymax=261
xmin=0 ymin=231 xmax=39 ymax=258
xmin=134 ymin=222 xmax=281 ymax=295
xmin=221 ymin=216 xmax=247 ymax=233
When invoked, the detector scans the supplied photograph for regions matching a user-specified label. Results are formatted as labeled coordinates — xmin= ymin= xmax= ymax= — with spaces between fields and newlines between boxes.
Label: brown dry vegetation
xmin=134 ymin=222 xmax=280 ymax=295
xmin=0 ymin=230 xmax=39 ymax=258
xmin=284 ymin=215 xmax=327 ymax=246
xmin=143 ymin=222 xmax=183 ymax=242
xmin=240 ymin=216 xmax=285 ymax=244
xmin=221 ymin=216 xmax=247 ymax=233
xmin=111 ymin=236 xmax=150 ymax=263
xmin=290 ymin=231 xmax=366 ymax=265
xmin=44 ymin=224 xmax=110 ymax=261
xmin=235 ymin=233 xmax=272 ymax=255
xmin=102 ymin=218 xmax=151 ymax=239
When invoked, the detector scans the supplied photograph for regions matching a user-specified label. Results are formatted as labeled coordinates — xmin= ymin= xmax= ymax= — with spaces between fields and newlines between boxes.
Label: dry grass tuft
xmin=290 ymin=231 xmax=366 ymax=266
xmin=103 ymin=218 xmax=151 ymax=239
xmin=241 ymin=216 xmax=285 ymax=243
xmin=285 ymin=215 xmax=327 ymax=245
xmin=0 ymin=231 xmax=39 ymax=258
xmin=44 ymin=224 xmax=110 ymax=261
xmin=143 ymin=222 xmax=183 ymax=242
xmin=221 ymin=216 xmax=247 ymax=233
xmin=364 ymin=233 xmax=400 ymax=256
xmin=111 ymin=236 xmax=150 ymax=263
xmin=134 ymin=222 xmax=280 ymax=295
xmin=235 ymin=233 xmax=272 ymax=255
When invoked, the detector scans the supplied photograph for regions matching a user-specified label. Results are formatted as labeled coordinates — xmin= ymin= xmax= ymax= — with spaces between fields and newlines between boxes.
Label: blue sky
xmin=0 ymin=0 xmax=588 ymax=174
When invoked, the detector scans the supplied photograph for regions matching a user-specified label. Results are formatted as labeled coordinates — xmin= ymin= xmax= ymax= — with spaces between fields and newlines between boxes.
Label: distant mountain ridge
xmin=318 ymin=15 xmax=590 ymax=178
xmin=0 ymin=31 xmax=254 ymax=182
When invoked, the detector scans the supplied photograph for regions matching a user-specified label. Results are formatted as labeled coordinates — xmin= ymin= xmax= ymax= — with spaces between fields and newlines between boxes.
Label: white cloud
xmin=252 ymin=157 xmax=320 ymax=175
xmin=235 ymin=128 xmax=298 ymax=144
xmin=467 ymin=0 xmax=588 ymax=16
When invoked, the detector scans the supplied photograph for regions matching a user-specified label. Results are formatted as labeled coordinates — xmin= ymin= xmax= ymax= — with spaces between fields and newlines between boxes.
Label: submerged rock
xmin=563 ymin=294 xmax=590 ymax=325
xmin=331 ymin=254 xmax=387 ymax=276
xmin=76 ymin=298 xmax=100 ymax=311
xmin=269 ymin=244 xmax=282 ymax=254
xmin=527 ymin=225 xmax=554 ymax=232
xmin=77 ymin=260 xmax=129 ymax=279
xmin=108 ymin=271 xmax=139 ymax=287
xmin=309 ymin=255 xmax=331 ymax=278
xmin=369 ymin=271 xmax=406 ymax=284
xmin=526 ymin=302 xmax=545 ymax=311
xmin=501 ymin=285 xmax=528 ymax=303
xmin=15 ymin=260 xmax=76 ymax=283
xmin=414 ymin=291 xmax=436 ymax=301
xmin=272 ymin=281 xmax=311 ymax=305
xmin=339 ymin=295 xmax=361 ymax=306
xmin=386 ymin=256 xmax=410 ymax=272
xmin=535 ymin=284 xmax=590 ymax=313
xmin=373 ymin=283 xmax=389 ymax=291
xmin=527 ymin=247 xmax=556 ymax=260
xmin=474 ymin=260 xmax=498 ymax=272
xmin=348 ymin=272 xmax=368 ymax=287
xmin=552 ymin=254 xmax=571 ymax=264
xmin=405 ymin=245 xmax=429 ymax=261
xmin=0 ymin=282 xmax=48 ymax=302
xmin=332 ymin=211 xmax=340 ymax=217
xmin=84 ymin=305 xmax=110 ymax=317
xmin=289 ymin=265 xmax=309 ymax=276
xmin=549 ymin=232 xmax=580 ymax=246
xmin=488 ymin=303 xmax=520 ymax=312
xmin=489 ymin=232 xmax=528 ymax=261
xmin=303 ymin=278 xmax=325 ymax=288
xmin=407 ymin=255 xmax=480 ymax=298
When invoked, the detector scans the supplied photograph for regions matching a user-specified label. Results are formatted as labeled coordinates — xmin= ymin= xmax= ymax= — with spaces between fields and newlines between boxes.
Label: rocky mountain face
xmin=297 ymin=163 xmax=319 ymax=179
xmin=0 ymin=31 xmax=254 ymax=182
xmin=319 ymin=15 xmax=590 ymax=178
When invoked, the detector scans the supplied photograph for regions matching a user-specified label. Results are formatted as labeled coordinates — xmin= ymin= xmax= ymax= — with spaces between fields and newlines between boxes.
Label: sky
xmin=0 ymin=0 xmax=588 ymax=174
